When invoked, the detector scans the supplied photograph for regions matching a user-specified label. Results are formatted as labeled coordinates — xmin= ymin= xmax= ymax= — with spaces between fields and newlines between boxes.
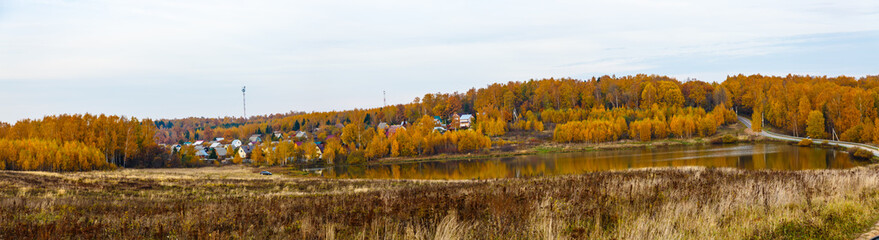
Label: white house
xmin=230 ymin=139 xmax=243 ymax=148
xmin=460 ymin=114 xmax=474 ymax=129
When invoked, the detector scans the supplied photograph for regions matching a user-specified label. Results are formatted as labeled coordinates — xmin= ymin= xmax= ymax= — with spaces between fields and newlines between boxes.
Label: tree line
xmin=0 ymin=114 xmax=164 ymax=170
xmin=724 ymin=74 xmax=879 ymax=143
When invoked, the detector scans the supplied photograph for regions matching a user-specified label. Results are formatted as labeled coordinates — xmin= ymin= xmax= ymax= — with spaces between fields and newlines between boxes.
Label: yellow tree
xmin=805 ymin=110 xmax=826 ymax=139
xmin=251 ymin=146 xmax=265 ymax=165
xmin=751 ymin=111 xmax=762 ymax=132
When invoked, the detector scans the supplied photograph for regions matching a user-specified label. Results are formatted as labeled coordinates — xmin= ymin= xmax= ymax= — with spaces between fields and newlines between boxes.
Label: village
xmin=166 ymin=113 xmax=475 ymax=164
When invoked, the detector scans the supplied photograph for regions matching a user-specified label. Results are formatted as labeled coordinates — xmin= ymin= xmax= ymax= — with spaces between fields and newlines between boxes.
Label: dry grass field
xmin=2 ymin=165 xmax=879 ymax=239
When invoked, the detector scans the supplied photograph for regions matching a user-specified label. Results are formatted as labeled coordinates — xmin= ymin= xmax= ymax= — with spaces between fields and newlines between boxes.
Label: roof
xmin=210 ymin=142 xmax=221 ymax=148
xmin=193 ymin=140 xmax=204 ymax=145
xmin=239 ymin=145 xmax=253 ymax=153
xmin=377 ymin=122 xmax=389 ymax=130
xmin=387 ymin=125 xmax=406 ymax=136
xmin=215 ymin=148 xmax=227 ymax=156
xmin=460 ymin=114 xmax=473 ymax=120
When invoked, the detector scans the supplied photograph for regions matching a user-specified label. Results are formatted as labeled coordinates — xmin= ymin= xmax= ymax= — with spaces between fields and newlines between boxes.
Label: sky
xmin=1 ymin=0 xmax=879 ymax=123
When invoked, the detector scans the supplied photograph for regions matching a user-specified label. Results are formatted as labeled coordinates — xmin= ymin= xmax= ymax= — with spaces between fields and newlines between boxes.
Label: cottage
xmin=450 ymin=113 xmax=461 ymax=130
xmin=248 ymin=134 xmax=262 ymax=143
xmin=230 ymin=139 xmax=243 ymax=148
xmin=215 ymin=148 xmax=228 ymax=158
xmin=238 ymin=145 xmax=253 ymax=159
xmin=460 ymin=114 xmax=474 ymax=129
xmin=295 ymin=131 xmax=308 ymax=139
xmin=377 ymin=122 xmax=389 ymax=132
xmin=387 ymin=124 xmax=406 ymax=137
xmin=433 ymin=116 xmax=443 ymax=126
xmin=195 ymin=149 xmax=209 ymax=158
xmin=272 ymin=131 xmax=284 ymax=140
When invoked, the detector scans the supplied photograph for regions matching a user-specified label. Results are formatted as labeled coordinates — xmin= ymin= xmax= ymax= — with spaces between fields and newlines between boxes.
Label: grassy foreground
xmin=2 ymin=166 xmax=879 ymax=239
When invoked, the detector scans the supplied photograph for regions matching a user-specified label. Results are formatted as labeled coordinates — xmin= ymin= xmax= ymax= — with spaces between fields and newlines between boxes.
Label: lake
xmin=321 ymin=143 xmax=868 ymax=180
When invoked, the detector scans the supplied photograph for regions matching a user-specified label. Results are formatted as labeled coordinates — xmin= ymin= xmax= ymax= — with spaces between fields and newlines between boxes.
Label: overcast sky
xmin=2 ymin=0 xmax=878 ymax=123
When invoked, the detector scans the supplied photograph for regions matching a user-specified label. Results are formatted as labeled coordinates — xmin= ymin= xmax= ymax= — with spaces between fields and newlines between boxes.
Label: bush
xmin=849 ymin=148 xmax=874 ymax=160
xmin=346 ymin=150 xmax=366 ymax=164
xmin=797 ymin=139 xmax=812 ymax=146
xmin=722 ymin=135 xmax=737 ymax=143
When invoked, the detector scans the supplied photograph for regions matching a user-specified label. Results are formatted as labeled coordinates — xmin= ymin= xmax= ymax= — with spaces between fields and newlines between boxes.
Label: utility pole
xmin=242 ymin=86 xmax=246 ymax=120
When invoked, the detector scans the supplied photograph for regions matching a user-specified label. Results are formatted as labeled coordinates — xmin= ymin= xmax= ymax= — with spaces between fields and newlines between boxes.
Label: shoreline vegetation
xmin=320 ymin=122 xmax=875 ymax=168
xmin=2 ymin=165 xmax=878 ymax=239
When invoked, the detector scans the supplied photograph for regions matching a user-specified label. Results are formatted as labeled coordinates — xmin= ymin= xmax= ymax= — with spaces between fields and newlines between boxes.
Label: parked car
xmin=260 ymin=171 xmax=272 ymax=175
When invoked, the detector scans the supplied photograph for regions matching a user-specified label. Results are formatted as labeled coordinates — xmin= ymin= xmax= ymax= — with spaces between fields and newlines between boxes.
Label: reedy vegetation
xmin=1 ymin=166 xmax=878 ymax=239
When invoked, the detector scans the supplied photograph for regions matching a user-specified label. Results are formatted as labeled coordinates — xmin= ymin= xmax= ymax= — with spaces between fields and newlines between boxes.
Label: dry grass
xmin=2 ymin=165 xmax=879 ymax=239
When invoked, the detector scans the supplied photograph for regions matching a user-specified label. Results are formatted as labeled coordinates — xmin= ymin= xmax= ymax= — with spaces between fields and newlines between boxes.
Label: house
xmin=195 ymin=149 xmax=209 ymax=158
xmin=450 ymin=113 xmax=461 ymax=130
xmin=272 ymin=131 xmax=284 ymax=140
xmin=215 ymin=148 xmax=228 ymax=158
xmin=172 ymin=144 xmax=182 ymax=153
xmin=230 ymin=139 xmax=243 ymax=148
xmin=460 ymin=114 xmax=474 ymax=129
xmin=248 ymin=134 xmax=262 ymax=143
xmin=238 ymin=145 xmax=253 ymax=159
xmin=377 ymin=122 xmax=389 ymax=132
xmin=433 ymin=116 xmax=444 ymax=126
xmin=295 ymin=131 xmax=307 ymax=139
xmin=387 ymin=124 xmax=406 ymax=137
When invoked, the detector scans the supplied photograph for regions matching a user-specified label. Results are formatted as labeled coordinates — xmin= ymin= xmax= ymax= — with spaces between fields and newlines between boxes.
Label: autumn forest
xmin=1 ymin=74 xmax=878 ymax=171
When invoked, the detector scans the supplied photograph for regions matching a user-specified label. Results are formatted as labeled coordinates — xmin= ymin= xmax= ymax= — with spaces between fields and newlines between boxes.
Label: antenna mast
xmin=383 ymin=90 xmax=386 ymax=107
xmin=242 ymin=86 xmax=246 ymax=120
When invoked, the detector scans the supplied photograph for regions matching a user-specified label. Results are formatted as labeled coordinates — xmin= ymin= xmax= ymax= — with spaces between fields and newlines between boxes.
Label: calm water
xmin=322 ymin=143 xmax=868 ymax=180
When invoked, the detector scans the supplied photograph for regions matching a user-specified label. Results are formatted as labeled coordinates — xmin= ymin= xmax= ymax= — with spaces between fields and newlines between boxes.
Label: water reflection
xmin=323 ymin=143 xmax=867 ymax=180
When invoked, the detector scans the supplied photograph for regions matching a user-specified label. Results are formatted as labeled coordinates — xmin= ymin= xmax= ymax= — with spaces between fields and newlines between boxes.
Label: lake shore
xmin=3 ymin=165 xmax=878 ymax=239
